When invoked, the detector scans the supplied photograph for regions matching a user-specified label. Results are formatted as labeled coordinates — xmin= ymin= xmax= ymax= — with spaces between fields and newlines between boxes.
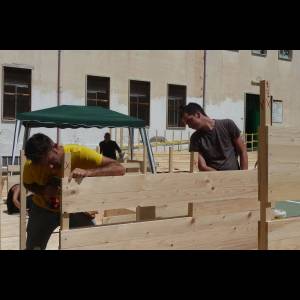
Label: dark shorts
xmin=26 ymin=202 xmax=95 ymax=250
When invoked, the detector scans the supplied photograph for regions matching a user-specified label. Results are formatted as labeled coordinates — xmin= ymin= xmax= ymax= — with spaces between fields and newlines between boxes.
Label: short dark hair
xmin=25 ymin=133 xmax=54 ymax=163
xmin=181 ymin=102 xmax=207 ymax=117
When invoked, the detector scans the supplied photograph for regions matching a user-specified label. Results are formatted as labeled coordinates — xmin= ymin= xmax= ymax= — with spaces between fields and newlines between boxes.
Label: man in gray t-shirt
xmin=181 ymin=103 xmax=248 ymax=171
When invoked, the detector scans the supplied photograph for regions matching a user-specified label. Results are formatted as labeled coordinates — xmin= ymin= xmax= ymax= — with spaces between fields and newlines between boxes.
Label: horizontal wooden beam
xmin=61 ymin=211 xmax=259 ymax=250
xmin=61 ymin=170 xmax=258 ymax=213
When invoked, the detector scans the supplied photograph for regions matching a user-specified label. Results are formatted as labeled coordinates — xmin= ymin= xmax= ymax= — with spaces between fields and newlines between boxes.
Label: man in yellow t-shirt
xmin=23 ymin=133 xmax=125 ymax=250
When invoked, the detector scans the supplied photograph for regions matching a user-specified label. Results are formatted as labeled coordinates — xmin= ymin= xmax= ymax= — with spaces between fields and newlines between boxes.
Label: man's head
xmin=25 ymin=133 xmax=63 ymax=169
xmin=181 ymin=102 xmax=208 ymax=130
xmin=104 ymin=132 xmax=111 ymax=142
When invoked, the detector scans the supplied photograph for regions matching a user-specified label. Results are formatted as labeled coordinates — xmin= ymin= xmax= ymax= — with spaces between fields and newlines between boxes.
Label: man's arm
xmin=99 ymin=142 xmax=103 ymax=154
xmin=197 ymin=152 xmax=216 ymax=171
xmin=233 ymin=136 xmax=248 ymax=170
xmin=114 ymin=141 xmax=122 ymax=154
xmin=12 ymin=185 xmax=21 ymax=210
xmin=69 ymin=156 xmax=125 ymax=182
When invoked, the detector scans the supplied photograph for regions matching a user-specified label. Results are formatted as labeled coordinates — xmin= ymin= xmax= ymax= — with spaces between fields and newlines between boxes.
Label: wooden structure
xmin=14 ymin=80 xmax=300 ymax=250
xmin=58 ymin=144 xmax=259 ymax=250
xmin=258 ymin=81 xmax=300 ymax=250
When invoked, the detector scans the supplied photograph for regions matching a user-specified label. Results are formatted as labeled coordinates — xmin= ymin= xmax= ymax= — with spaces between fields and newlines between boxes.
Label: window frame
xmin=85 ymin=74 xmax=110 ymax=109
xmin=251 ymin=50 xmax=267 ymax=57
xmin=278 ymin=50 xmax=293 ymax=61
xmin=1 ymin=65 xmax=32 ymax=123
xmin=166 ymin=83 xmax=187 ymax=130
xmin=128 ymin=79 xmax=151 ymax=127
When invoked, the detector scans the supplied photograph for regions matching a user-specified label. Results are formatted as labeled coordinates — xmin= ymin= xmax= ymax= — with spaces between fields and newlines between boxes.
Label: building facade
xmin=204 ymin=50 xmax=299 ymax=133
xmin=1 ymin=49 xmax=299 ymax=165
xmin=0 ymin=50 xmax=204 ymax=164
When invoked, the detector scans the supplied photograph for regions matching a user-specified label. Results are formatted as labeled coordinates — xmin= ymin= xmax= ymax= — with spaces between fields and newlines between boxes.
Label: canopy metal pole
xmin=139 ymin=128 xmax=156 ymax=174
xmin=128 ymin=127 xmax=134 ymax=160
xmin=22 ymin=125 xmax=31 ymax=150
xmin=12 ymin=120 xmax=21 ymax=165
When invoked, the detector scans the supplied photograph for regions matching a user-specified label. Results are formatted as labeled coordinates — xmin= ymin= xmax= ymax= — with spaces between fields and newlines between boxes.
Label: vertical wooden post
xmin=169 ymin=146 xmax=173 ymax=173
xmin=0 ymin=156 xmax=2 ymax=250
xmin=258 ymin=80 xmax=272 ymax=250
xmin=190 ymin=152 xmax=198 ymax=173
xmin=59 ymin=152 xmax=71 ymax=249
xmin=172 ymin=130 xmax=175 ymax=147
xmin=180 ymin=131 xmax=183 ymax=151
xmin=142 ymin=144 xmax=147 ymax=174
xmin=155 ymin=130 xmax=158 ymax=153
xmin=20 ymin=150 xmax=27 ymax=250
xmin=164 ymin=130 xmax=166 ymax=152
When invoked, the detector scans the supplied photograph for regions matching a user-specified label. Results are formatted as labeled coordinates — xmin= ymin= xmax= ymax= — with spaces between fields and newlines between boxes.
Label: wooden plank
xmin=121 ymin=162 xmax=142 ymax=169
xmin=59 ymin=152 xmax=71 ymax=249
xmin=259 ymin=80 xmax=271 ymax=127
xmin=61 ymin=211 xmax=259 ymax=250
xmin=268 ymin=217 xmax=300 ymax=242
xmin=19 ymin=151 xmax=26 ymax=250
xmin=62 ymin=170 xmax=258 ymax=213
xmin=103 ymin=208 xmax=135 ymax=217
xmin=268 ymin=127 xmax=300 ymax=202
xmin=258 ymin=80 xmax=271 ymax=250
xmin=188 ymin=197 xmax=259 ymax=218
xmin=156 ymin=202 xmax=188 ymax=219
xmin=269 ymin=236 xmax=300 ymax=250
xmin=0 ymin=158 xmax=2 ymax=250
xmin=102 ymin=214 xmax=136 ymax=225
xmin=7 ymin=165 xmax=20 ymax=173
xmin=190 ymin=152 xmax=198 ymax=173
xmin=169 ymin=147 xmax=173 ymax=173
xmin=136 ymin=206 xmax=156 ymax=221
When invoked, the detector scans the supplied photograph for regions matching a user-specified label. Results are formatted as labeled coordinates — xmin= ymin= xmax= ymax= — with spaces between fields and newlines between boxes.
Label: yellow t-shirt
xmin=23 ymin=144 xmax=103 ymax=212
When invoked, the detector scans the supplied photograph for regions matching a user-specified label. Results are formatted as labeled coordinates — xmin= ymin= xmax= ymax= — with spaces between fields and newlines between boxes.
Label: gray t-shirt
xmin=189 ymin=119 xmax=241 ymax=171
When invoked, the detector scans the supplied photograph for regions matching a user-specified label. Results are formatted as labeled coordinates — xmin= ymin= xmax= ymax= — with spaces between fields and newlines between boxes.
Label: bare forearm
xmin=86 ymin=163 xmax=125 ymax=177
xmin=239 ymin=151 xmax=248 ymax=170
xmin=198 ymin=162 xmax=216 ymax=172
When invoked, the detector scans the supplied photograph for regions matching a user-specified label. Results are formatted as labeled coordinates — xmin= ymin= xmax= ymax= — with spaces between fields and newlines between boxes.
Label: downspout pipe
xmin=57 ymin=50 xmax=61 ymax=143
xmin=202 ymin=50 xmax=207 ymax=112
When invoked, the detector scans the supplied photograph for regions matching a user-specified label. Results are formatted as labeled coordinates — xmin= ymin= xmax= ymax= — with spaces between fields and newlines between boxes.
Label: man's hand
xmin=42 ymin=184 xmax=60 ymax=203
xmin=68 ymin=168 xmax=89 ymax=183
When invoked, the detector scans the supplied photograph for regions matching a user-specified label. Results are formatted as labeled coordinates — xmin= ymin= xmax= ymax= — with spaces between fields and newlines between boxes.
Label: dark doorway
xmin=245 ymin=93 xmax=260 ymax=150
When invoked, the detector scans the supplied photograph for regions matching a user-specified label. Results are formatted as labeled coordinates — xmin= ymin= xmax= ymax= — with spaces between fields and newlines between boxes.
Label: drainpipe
xmin=57 ymin=50 xmax=61 ymax=144
xmin=202 ymin=50 xmax=207 ymax=112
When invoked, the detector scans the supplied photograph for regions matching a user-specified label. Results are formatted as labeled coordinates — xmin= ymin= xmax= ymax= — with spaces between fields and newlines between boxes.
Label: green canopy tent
xmin=12 ymin=105 xmax=156 ymax=173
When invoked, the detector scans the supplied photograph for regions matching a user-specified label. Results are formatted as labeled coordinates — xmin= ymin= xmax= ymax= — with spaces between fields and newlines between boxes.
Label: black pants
xmin=26 ymin=202 xmax=95 ymax=250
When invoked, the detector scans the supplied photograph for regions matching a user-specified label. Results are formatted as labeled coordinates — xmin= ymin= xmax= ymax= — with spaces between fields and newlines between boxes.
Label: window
xmin=167 ymin=84 xmax=186 ymax=128
xmin=278 ymin=50 xmax=292 ymax=61
xmin=252 ymin=50 xmax=267 ymax=57
xmin=129 ymin=80 xmax=150 ymax=126
xmin=86 ymin=75 xmax=110 ymax=108
xmin=2 ymin=156 xmax=20 ymax=167
xmin=2 ymin=67 xmax=31 ymax=121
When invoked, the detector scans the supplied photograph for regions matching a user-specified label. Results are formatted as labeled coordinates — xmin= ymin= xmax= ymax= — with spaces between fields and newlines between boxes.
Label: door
xmin=245 ymin=93 xmax=260 ymax=150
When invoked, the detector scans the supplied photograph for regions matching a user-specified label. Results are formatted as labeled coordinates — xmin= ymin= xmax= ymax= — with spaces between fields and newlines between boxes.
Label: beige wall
xmin=0 ymin=50 xmax=204 ymax=157
xmin=205 ymin=50 xmax=300 ymax=131
xmin=0 ymin=50 xmax=58 ymax=157
xmin=59 ymin=50 xmax=204 ymax=145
